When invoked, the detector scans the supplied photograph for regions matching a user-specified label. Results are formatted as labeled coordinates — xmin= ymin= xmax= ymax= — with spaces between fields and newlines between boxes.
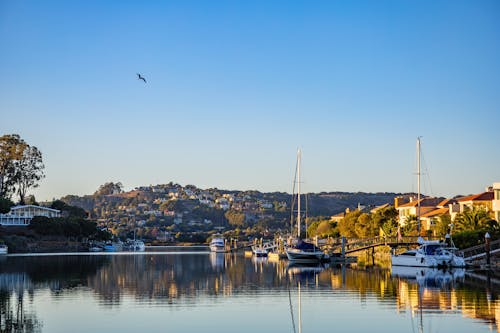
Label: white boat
xmin=0 ymin=244 xmax=8 ymax=254
xmin=129 ymin=240 xmax=145 ymax=251
xmin=252 ymin=246 xmax=268 ymax=257
xmin=392 ymin=238 xmax=465 ymax=268
xmin=391 ymin=138 xmax=465 ymax=268
xmin=89 ymin=246 xmax=103 ymax=252
xmin=209 ymin=236 xmax=226 ymax=253
xmin=286 ymin=150 xmax=326 ymax=263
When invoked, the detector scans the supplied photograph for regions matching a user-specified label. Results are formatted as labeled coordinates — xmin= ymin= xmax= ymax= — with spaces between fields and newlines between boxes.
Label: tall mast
xmin=417 ymin=137 xmax=421 ymax=235
xmin=297 ymin=149 xmax=301 ymax=238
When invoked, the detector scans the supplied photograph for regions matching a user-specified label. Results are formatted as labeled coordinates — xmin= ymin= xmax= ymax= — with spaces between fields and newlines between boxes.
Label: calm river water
xmin=0 ymin=250 xmax=498 ymax=333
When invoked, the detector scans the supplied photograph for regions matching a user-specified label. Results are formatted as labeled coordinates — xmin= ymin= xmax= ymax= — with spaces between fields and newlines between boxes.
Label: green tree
xmin=454 ymin=206 xmax=498 ymax=232
xmin=14 ymin=145 xmax=45 ymax=204
xmin=338 ymin=210 xmax=362 ymax=238
xmin=402 ymin=215 xmax=419 ymax=236
xmin=355 ymin=213 xmax=372 ymax=238
xmin=0 ymin=197 xmax=14 ymax=214
xmin=0 ymin=134 xmax=27 ymax=198
xmin=434 ymin=214 xmax=452 ymax=237
xmin=224 ymin=209 xmax=245 ymax=226
xmin=94 ymin=182 xmax=123 ymax=196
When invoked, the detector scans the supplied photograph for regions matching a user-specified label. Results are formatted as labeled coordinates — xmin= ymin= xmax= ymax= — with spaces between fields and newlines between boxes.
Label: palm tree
xmin=454 ymin=206 xmax=497 ymax=232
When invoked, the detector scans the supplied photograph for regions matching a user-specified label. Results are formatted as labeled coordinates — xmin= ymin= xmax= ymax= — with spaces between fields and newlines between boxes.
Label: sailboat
xmin=286 ymin=149 xmax=326 ymax=263
xmin=391 ymin=138 xmax=465 ymax=268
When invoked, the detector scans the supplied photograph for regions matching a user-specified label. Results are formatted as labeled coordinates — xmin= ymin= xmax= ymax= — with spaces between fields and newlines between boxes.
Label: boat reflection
xmin=209 ymin=252 xmax=226 ymax=271
xmin=391 ymin=266 xmax=465 ymax=288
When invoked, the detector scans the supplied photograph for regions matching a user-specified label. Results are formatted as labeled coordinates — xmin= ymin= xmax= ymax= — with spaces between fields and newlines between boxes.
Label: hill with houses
xmin=58 ymin=182 xmax=411 ymax=242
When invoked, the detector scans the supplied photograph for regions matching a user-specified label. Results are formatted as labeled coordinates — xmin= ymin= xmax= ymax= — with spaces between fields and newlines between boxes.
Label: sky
xmin=1 ymin=0 xmax=499 ymax=201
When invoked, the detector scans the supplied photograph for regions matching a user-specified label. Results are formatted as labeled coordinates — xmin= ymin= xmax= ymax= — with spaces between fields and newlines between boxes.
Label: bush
xmin=452 ymin=229 xmax=499 ymax=249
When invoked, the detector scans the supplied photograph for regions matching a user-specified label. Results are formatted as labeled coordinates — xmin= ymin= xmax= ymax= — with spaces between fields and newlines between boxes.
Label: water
xmin=0 ymin=251 xmax=498 ymax=333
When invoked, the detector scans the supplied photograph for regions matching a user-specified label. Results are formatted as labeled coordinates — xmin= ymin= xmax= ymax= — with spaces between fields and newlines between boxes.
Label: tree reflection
xmin=0 ymin=290 xmax=41 ymax=333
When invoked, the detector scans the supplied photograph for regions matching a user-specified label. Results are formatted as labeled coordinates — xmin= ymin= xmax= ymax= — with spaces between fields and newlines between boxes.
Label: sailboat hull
xmin=286 ymin=248 xmax=325 ymax=263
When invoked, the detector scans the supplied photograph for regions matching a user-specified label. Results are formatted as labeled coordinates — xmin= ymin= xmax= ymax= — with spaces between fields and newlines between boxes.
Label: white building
xmin=0 ymin=205 xmax=61 ymax=226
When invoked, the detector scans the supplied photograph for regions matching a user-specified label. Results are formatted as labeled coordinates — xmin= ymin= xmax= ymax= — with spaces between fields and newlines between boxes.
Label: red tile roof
xmin=421 ymin=207 xmax=449 ymax=218
xmin=457 ymin=192 xmax=493 ymax=202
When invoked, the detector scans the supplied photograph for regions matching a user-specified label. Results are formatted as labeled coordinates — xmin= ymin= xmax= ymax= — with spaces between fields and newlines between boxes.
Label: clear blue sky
xmin=1 ymin=0 xmax=499 ymax=201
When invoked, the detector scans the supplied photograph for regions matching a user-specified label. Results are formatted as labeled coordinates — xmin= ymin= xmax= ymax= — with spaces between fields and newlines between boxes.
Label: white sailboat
xmin=286 ymin=149 xmax=326 ymax=263
xmin=391 ymin=138 xmax=465 ymax=268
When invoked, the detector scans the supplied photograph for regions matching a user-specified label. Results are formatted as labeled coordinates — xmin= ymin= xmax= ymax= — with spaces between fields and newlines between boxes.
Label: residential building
xmin=394 ymin=197 xmax=442 ymax=227
xmin=0 ymin=205 xmax=61 ymax=226
xmin=457 ymin=191 xmax=494 ymax=213
xmin=492 ymin=182 xmax=500 ymax=222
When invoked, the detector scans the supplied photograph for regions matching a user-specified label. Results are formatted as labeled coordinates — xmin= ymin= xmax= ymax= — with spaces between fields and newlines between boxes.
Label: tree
xmin=454 ymin=206 xmax=498 ymax=232
xmin=354 ymin=213 xmax=372 ymax=238
xmin=0 ymin=197 xmax=14 ymax=214
xmin=338 ymin=210 xmax=362 ymax=238
xmin=434 ymin=214 xmax=452 ymax=237
xmin=94 ymin=182 xmax=123 ymax=196
xmin=0 ymin=134 xmax=27 ymax=198
xmin=14 ymin=145 xmax=45 ymax=204
xmin=224 ymin=209 xmax=245 ymax=226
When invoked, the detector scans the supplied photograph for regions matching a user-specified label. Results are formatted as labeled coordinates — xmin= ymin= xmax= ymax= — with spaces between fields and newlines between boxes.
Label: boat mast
xmin=417 ymin=137 xmax=421 ymax=235
xmin=297 ymin=149 xmax=301 ymax=238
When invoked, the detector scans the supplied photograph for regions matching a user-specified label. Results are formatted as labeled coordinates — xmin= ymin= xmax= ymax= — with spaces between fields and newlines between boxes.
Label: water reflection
xmin=0 ymin=253 xmax=498 ymax=332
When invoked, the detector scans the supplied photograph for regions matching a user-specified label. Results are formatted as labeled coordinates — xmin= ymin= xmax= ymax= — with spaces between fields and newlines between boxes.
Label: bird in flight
xmin=137 ymin=73 xmax=147 ymax=83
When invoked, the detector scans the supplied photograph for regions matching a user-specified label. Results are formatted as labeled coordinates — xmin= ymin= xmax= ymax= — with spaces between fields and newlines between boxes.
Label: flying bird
xmin=137 ymin=73 xmax=147 ymax=83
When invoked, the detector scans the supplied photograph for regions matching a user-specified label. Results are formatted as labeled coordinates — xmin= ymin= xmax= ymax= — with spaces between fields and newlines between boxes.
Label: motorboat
xmin=209 ymin=236 xmax=226 ymax=253
xmin=89 ymin=245 xmax=103 ymax=252
xmin=391 ymin=238 xmax=465 ymax=268
xmin=130 ymin=240 xmax=145 ymax=251
xmin=0 ymin=244 xmax=8 ymax=254
xmin=124 ymin=239 xmax=145 ymax=251
xmin=252 ymin=246 xmax=268 ymax=257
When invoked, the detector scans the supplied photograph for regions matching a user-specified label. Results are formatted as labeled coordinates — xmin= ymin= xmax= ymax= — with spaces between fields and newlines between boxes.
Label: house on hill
xmin=0 ymin=205 xmax=61 ymax=226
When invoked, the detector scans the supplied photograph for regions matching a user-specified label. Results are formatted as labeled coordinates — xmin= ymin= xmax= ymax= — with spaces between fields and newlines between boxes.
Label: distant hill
xmin=59 ymin=183 xmax=412 ymax=218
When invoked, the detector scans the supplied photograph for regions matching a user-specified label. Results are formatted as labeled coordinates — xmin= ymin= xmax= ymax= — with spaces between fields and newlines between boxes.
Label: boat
xmin=103 ymin=244 xmax=115 ymax=252
xmin=391 ymin=138 xmax=465 ymax=268
xmin=0 ymin=244 xmax=8 ymax=254
xmin=128 ymin=239 xmax=145 ymax=251
xmin=286 ymin=150 xmax=327 ymax=263
xmin=209 ymin=236 xmax=226 ymax=253
xmin=89 ymin=245 xmax=103 ymax=252
xmin=103 ymin=241 xmax=123 ymax=252
xmin=252 ymin=247 xmax=268 ymax=257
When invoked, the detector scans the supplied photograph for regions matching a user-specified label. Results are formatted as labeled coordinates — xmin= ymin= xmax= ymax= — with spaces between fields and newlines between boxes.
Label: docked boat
xmin=129 ymin=240 xmax=145 ymax=251
xmin=103 ymin=241 xmax=123 ymax=252
xmin=285 ymin=150 xmax=327 ymax=264
xmin=391 ymin=138 xmax=465 ymax=268
xmin=209 ymin=236 xmax=226 ymax=253
xmin=0 ymin=244 xmax=8 ymax=254
xmin=286 ymin=238 xmax=326 ymax=263
xmin=252 ymin=246 xmax=268 ymax=257
xmin=392 ymin=238 xmax=465 ymax=268
xmin=89 ymin=245 xmax=103 ymax=252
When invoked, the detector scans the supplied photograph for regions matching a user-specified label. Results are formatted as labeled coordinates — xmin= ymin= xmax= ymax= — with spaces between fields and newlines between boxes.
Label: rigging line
xmin=420 ymin=145 xmax=434 ymax=197
xmin=290 ymin=155 xmax=298 ymax=234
